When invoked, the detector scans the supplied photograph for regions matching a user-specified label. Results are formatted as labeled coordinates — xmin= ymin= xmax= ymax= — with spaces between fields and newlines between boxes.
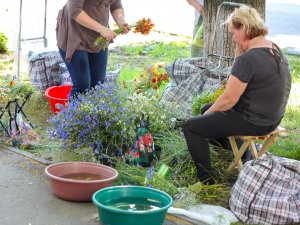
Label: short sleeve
xmin=67 ymin=0 xmax=84 ymax=20
xmin=110 ymin=0 xmax=123 ymax=13
xmin=231 ymin=55 xmax=254 ymax=83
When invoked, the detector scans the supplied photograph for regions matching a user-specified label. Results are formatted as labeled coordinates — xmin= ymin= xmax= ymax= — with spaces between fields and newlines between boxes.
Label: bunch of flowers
xmin=95 ymin=18 xmax=155 ymax=50
xmin=133 ymin=64 xmax=170 ymax=95
xmin=48 ymin=82 xmax=137 ymax=156
xmin=132 ymin=18 xmax=155 ymax=35
xmin=125 ymin=92 xmax=184 ymax=137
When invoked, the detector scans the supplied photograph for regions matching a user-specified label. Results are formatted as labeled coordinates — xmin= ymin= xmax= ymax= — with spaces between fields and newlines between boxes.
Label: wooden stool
xmin=226 ymin=126 xmax=287 ymax=174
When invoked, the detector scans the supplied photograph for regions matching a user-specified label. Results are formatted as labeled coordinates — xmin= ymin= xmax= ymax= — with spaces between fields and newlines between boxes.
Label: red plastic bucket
xmin=45 ymin=85 xmax=72 ymax=113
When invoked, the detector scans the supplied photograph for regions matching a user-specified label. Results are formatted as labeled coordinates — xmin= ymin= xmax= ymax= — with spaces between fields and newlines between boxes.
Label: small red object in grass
xmin=45 ymin=85 xmax=72 ymax=114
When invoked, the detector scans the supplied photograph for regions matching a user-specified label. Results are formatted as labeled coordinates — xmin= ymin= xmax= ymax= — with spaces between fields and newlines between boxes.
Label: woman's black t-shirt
xmin=230 ymin=47 xmax=291 ymax=126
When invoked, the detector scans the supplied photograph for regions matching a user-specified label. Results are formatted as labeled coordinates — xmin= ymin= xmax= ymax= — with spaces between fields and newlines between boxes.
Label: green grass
xmin=118 ymin=66 xmax=143 ymax=82
xmin=285 ymin=52 xmax=300 ymax=81
xmin=268 ymin=105 xmax=300 ymax=160
xmin=108 ymin=40 xmax=191 ymax=94
xmin=109 ymin=40 xmax=190 ymax=81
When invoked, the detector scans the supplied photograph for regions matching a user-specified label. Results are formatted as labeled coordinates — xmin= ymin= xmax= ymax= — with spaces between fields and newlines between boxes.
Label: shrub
xmin=0 ymin=32 xmax=8 ymax=54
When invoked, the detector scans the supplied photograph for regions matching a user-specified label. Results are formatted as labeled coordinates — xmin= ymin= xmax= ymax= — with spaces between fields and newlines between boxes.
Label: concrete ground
xmin=0 ymin=145 xmax=200 ymax=225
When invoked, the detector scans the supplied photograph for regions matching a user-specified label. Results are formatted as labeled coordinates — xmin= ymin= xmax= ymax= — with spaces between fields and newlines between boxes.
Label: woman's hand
xmin=99 ymin=27 xmax=117 ymax=42
xmin=74 ymin=11 xmax=116 ymax=42
xmin=111 ymin=8 xmax=131 ymax=34
xmin=120 ymin=23 xmax=131 ymax=34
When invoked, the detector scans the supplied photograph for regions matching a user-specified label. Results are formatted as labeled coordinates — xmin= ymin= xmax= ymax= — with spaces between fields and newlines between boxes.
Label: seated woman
xmin=183 ymin=5 xmax=291 ymax=184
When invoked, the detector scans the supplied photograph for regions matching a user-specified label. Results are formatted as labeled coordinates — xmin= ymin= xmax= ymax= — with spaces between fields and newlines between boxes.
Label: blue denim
xmin=59 ymin=48 xmax=108 ymax=97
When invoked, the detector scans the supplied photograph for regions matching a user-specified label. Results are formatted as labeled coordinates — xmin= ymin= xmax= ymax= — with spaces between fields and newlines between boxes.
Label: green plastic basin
xmin=92 ymin=185 xmax=173 ymax=225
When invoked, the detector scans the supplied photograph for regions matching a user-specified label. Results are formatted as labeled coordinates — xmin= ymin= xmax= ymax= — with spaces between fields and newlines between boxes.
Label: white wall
xmin=0 ymin=0 xmax=194 ymax=51
xmin=122 ymin=0 xmax=194 ymax=36
xmin=1 ymin=0 xmax=298 ymax=54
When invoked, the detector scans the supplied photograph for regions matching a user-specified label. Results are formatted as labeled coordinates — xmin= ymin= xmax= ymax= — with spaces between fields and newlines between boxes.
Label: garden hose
xmin=209 ymin=1 xmax=246 ymax=54
xmin=221 ymin=1 xmax=244 ymax=7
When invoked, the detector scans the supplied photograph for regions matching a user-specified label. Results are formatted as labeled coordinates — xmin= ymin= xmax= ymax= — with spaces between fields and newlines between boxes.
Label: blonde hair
xmin=226 ymin=5 xmax=268 ymax=39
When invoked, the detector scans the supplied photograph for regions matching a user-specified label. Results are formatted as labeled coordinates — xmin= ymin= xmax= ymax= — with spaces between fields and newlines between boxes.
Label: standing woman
xmin=186 ymin=0 xmax=205 ymax=57
xmin=183 ymin=5 xmax=291 ymax=184
xmin=56 ymin=0 xmax=130 ymax=97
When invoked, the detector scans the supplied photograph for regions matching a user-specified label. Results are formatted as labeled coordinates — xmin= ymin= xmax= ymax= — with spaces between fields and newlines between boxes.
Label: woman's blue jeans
xmin=59 ymin=48 xmax=108 ymax=97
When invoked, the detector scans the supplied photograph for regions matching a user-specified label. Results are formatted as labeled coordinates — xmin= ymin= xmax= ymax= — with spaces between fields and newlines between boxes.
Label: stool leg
xmin=250 ymin=140 xmax=259 ymax=159
xmin=0 ymin=120 xmax=10 ymax=136
xmin=258 ymin=135 xmax=278 ymax=157
xmin=226 ymin=137 xmax=239 ymax=174
xmin=227 ymin=137 xmax=250 ymax=174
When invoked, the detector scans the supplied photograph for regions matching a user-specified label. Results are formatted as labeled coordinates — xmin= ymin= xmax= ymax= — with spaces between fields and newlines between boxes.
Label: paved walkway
xmin=0 ymin=145 xmax=201 ymax=225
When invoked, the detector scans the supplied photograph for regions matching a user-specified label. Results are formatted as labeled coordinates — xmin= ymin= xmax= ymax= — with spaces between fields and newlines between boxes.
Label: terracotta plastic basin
xmin=45 ymin=162 xmax=118 ymax=202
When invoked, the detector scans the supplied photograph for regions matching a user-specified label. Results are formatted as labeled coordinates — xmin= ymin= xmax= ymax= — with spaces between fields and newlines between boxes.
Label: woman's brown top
xmin=56 ymin=0 xmax=123 ymax=62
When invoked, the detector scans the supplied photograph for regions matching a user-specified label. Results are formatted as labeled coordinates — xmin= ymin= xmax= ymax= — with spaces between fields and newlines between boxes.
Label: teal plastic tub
xmin=92 ymin=186 xmax=173 ymax=225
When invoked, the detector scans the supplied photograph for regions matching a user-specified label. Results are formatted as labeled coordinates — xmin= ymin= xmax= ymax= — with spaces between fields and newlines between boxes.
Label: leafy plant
xmin=0 ymin=32 xmax=8 ymax=54
xmin=0 ymin=76 xmax=36 ymax=104
xmin=191 ymin=84 xmax=225 ymax=115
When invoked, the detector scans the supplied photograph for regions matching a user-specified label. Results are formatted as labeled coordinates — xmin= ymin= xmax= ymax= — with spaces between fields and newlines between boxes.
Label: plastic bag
xmin=7 ymin=113 xmax=40 ymax=148
xmin=168 ymin=204 xmax=238 ymax=225
xmin=105 ymin=64 xmax=122 ymax=83
xmin=230 ymin=153 xmax=300 ymax=225
xmin=59 ymin=63 xmax=72 ymax=85
xmin=29 ymin=51 xmax=63 ymax=91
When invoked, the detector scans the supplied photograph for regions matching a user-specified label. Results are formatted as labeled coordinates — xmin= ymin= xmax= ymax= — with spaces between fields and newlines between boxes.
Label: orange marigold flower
xmin=8 ymin=81 xmax=16 ymax=87
xmin=133 ymin=18 xmax=155 ymax=35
